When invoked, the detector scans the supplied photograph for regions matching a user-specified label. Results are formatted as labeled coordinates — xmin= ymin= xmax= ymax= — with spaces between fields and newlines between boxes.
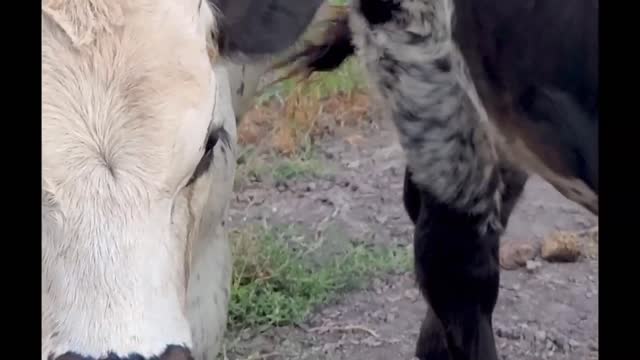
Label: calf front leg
xmin=413 ymin=181 xmax=501 ymax=360
xmin=404 ymin=167 xmax=449 ymax=359
xmin=411 ymin=161 xmax=527 ymax=360
xmin=415 ymin=306 xmax=450 ymax=360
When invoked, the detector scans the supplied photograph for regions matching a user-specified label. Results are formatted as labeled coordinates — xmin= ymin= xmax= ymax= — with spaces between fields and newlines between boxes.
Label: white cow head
xmin=41 ymin=0 xmax=324 ymax=359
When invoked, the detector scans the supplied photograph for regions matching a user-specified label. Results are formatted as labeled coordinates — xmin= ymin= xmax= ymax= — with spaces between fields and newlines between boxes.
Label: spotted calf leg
xmin=410 ymin=162 xmax=527 ymax=360
xmin=403 ymin=168 xmax=449 ymax=359
xmin=413 ymin=181 xmax=501 ymax=360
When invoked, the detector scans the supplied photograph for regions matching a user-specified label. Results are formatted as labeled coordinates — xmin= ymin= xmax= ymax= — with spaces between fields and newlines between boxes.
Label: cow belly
xmin=500 ymin=135 xmax=598 ymax=215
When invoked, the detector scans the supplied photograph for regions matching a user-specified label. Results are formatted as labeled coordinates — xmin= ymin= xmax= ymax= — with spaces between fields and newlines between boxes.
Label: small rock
xmin=569 ymin=339 xmax=581 ymax=348
xmin=535 ymin=330 xmax=547 ymax=341
xmin=362 ymin=337 xmax=383 ymax=347
xmin=551 ymin=335 xmax=566 ymax=351
xmin=319 ymin=197 xmax=334 ymax=206
xmin=275 ymin=181 xmax=288 ymax=192
xmin=307 ymin=182 xmax=317 ymax=191
xmin=404 ymin=288 xmax=420 ymax=301
xmin=324 ymin=174 xmax=337 ymax=182
xmin=345 ymin=134 xmax=366 ymax=146
xmin=500 ymin=242 xmax=537 ymax=270
xmin=545 ymin=339 xmax=555 ymax=351
xmin=495 ymin=326 xmax=520 ymax=340
xmin=375 ymin=214 xmax=388 ymax=224
xmin=386 ymin=312 xmax=396 ymax=322
xmin=541 ymin=231 xmax=582 ymax=262
xmin=345 ymin=160 xmax=360 ymax=169
xmin=371 ymin=310 xmax=385 ymax=320
xmin=526 ymin=260 xmax=542 ymax=272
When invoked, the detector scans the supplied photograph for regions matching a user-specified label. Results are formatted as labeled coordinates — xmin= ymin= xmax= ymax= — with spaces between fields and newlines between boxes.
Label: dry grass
xmin=234 ymin=57 xmax=372 ymax=191
xmin=238 ymin=58 xmax=371 ymax=157
xmin=234 ymin=0 xmax=371 ymax=191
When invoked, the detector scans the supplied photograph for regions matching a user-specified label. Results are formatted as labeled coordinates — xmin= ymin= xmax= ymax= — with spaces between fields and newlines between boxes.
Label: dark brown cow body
xmin=281 ymin=1 xmax=598 ymax=359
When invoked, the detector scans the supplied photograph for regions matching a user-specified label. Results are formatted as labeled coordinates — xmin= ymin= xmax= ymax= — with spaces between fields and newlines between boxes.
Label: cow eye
xmin=185 ymin=127 xmax=230 ymax=187
xmin=204 ymin=129 xmax=219 ymax=154
xmin=205 ymin=127 xmax=230 ymax=155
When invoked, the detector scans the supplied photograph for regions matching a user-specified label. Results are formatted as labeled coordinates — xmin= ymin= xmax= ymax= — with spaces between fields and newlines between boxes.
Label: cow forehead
xmin=42 ymin=0 xmax=219 ymax=197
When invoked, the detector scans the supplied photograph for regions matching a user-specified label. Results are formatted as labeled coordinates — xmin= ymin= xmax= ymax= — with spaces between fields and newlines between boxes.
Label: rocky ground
xmin=224 ymin=117 xmax=598 ymax=360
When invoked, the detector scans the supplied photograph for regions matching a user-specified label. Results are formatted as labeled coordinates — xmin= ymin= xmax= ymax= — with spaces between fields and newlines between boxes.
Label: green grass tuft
xmin=228 ymin=224 xmax=411 ymax=331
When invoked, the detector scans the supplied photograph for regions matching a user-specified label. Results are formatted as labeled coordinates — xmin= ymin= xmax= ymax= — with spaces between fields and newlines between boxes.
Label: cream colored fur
xmin=42 ymin=0 xmax=235 ymax=359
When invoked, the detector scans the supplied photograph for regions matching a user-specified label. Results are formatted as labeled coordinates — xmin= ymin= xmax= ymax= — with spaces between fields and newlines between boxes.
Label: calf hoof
xmin=416 ymin=345 xmax=450 ymax=360
xmin=415 ymin=311 xmax=450 ymax=360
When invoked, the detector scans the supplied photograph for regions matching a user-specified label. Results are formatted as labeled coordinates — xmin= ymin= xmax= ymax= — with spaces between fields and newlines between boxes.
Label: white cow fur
xmin=42 ymin=0 xmax=236 ymax=359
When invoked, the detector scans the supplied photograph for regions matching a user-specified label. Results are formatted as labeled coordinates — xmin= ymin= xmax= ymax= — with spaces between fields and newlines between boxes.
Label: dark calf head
xmin=211 ymin=0 xmax=326 ymax=61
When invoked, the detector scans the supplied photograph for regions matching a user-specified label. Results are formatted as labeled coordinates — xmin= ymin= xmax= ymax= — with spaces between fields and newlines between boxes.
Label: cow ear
xmin=209 ymin=0 xmax=325 ymax=61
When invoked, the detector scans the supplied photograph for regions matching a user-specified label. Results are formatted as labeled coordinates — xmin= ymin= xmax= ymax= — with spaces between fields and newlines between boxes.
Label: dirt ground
xmin=225 ymin=117 xmax=598 ymax=360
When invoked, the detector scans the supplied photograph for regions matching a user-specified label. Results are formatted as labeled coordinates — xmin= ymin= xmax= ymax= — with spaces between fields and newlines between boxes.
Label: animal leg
xmin=412 ymin=181 xmax=499 ymax=360
xmin=415 ymin=307 xmax=450 ymax=360
xmin=403 ymin=166 xmax=422 ymax=225
xmin=412 ymin=160 xmax=527 ymax=360
xmin=496 ymin=161 xmax=529 ymax=227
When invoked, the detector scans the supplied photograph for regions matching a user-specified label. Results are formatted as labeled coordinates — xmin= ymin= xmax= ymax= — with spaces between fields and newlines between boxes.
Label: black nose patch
xmin=51 ymin=345 xmax=194 ymax=360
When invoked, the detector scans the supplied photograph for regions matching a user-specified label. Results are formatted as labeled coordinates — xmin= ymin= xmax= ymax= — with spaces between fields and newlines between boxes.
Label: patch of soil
xmin=226 ymin=119 xmax=598 ymax=360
